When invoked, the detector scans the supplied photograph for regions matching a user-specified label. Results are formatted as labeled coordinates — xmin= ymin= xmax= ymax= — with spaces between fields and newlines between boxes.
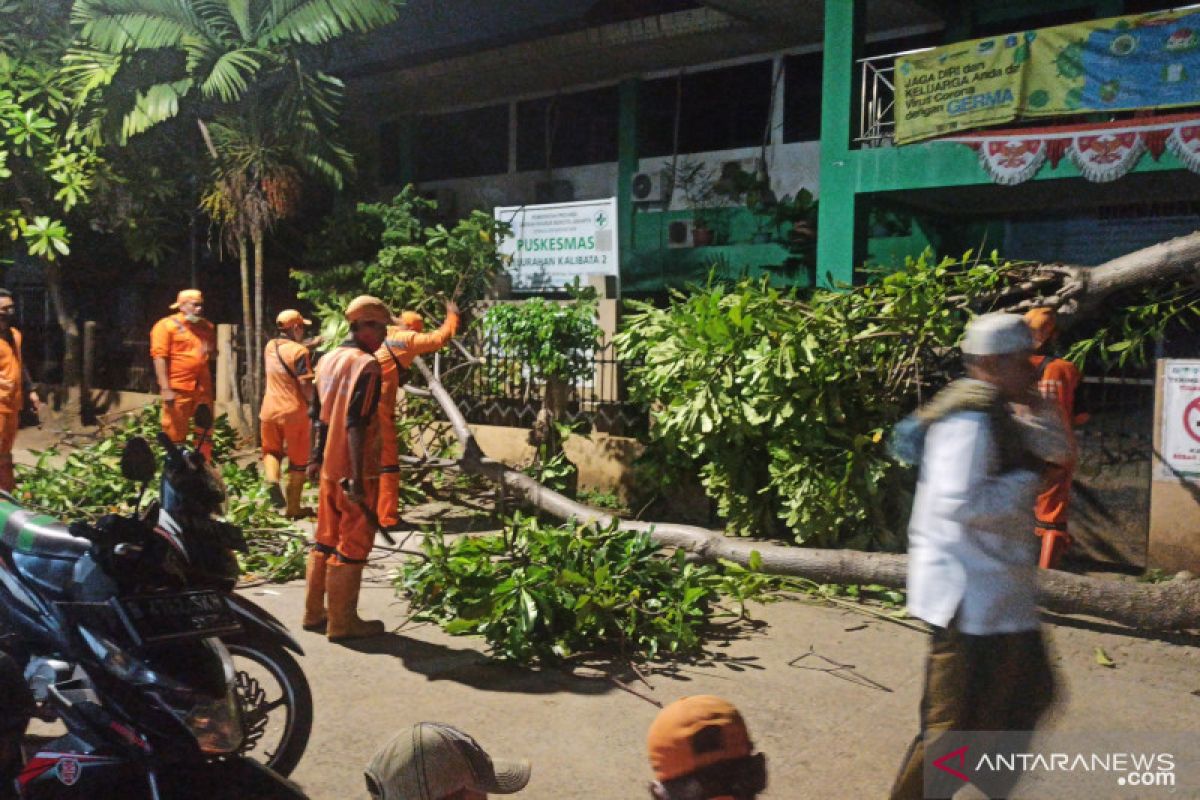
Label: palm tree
xmin=70 ymin=0 xmax=401 ymax=413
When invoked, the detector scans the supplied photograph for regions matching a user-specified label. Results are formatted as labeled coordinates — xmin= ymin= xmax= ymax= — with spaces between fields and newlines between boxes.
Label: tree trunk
xmin=43 ymin=261 xmax=79 ymax=414
xmin=1000 ymin=230 xmax=1200 ymax=324
xmin=238 ymin=237 xmax=252 ymax=419
xmin=413 ymin=357 xmax=1200 ymax=632
xmin=252 ymin=225 xmax=265 ymax=433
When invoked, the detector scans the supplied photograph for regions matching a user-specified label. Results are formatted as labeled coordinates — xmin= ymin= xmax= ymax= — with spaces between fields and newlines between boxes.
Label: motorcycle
xmin=0 ymin=407 xmax=311 ymax=798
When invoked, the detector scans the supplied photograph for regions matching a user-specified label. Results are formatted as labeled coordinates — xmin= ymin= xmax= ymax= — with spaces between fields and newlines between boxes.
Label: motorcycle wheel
xmin=222 ymin=635 xmax=312 ymax=778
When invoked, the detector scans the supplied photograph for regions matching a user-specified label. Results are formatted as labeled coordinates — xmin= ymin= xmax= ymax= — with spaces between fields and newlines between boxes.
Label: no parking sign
xmin=1158 ymin=360 xmax=1200 ymax=480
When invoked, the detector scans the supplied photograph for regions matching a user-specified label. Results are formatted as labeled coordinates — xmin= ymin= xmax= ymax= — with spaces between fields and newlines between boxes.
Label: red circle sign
xmin=1186 ymin=397 xmax=1200 ymax=444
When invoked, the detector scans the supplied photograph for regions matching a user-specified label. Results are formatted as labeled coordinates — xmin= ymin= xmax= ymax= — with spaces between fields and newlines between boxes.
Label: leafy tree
xmin=71 ymin=0 xmax=402 ymax=409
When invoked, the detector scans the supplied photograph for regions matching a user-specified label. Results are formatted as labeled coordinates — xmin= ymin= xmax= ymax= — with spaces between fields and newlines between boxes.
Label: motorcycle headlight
xmin=179 ymin=687 xmax=243 ymax=755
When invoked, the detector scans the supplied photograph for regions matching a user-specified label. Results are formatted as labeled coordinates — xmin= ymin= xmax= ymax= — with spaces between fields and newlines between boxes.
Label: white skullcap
xmin=961 ymin=312 xmax=1033 ymax=356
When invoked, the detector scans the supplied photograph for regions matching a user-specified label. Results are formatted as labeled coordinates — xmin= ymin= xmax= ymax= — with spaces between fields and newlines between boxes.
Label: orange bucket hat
xmin=647 ymin=695 xmax=753 ymax=782
xmin=170 ymin=289 xmax=203 ymax=310
xmin=396 ymin=311 xmax=424 ymax=332
xmin=1024 ymin=307 xmax=1057 ymax=349
xmin=345 ymin=295 xmax=392 ymax=326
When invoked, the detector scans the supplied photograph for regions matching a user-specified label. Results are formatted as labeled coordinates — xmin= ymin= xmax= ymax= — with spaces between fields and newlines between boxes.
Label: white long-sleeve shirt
xmin=906 ymin=399 xmax=1070 ymax=635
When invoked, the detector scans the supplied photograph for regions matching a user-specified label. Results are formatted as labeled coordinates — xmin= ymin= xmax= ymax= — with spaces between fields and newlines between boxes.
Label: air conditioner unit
xmin=535 ymin=179 xmax=574 ymax=204
xmin=631 ymin=169 xmax=671 ymax=204
xmin=667 ymin=219 xmax=694 ymax=248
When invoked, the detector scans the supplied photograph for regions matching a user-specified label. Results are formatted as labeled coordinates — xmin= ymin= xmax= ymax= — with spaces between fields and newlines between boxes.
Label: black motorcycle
xmin=0 ymin=408 xmax=311 ymax=798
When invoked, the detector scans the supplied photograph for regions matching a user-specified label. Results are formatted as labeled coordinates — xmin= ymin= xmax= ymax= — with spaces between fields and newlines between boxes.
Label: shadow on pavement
xmin=337 ymin=633 xmax=615 ymax=696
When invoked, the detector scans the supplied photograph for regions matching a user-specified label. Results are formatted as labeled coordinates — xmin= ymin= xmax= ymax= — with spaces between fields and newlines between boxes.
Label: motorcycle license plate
xmin=116 ymin=590 xmax=242 ymax=645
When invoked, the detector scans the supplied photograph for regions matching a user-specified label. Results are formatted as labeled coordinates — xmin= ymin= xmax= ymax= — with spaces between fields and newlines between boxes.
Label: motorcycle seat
xmin=0 ymin=500 xmax=90 ymax=560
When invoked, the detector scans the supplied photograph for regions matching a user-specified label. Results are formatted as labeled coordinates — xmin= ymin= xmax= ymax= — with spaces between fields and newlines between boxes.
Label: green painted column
xmin=617 ymin=79 xmax=639 ymax=289
xmin=816 ymin=0 xmax=866 ymax=288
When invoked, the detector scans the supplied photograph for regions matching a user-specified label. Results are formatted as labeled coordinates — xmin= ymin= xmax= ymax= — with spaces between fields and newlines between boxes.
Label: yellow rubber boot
xmin=301 ymin=550 xmax=328 ymax=631
xmin=325 ymin=563 xmax=385 ymax=641
xmin=284 ymin=472 xmax=314 ymax=519
xmin=263 ymin=453 xmax=284 ymax=508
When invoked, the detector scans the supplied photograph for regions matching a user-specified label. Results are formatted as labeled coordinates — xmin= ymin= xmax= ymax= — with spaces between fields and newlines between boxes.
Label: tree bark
xmin=238 ymin=237 xmax=252 ymax=418
xmin=43 ymin=261 xmax=79 ymax=412
xmin=413 ymin=357 xmax=1200 ymax=632
xmin=1000 ymin=230 xmax=1200 ymax=324
xmin=252 ymin=225 xmax=265 ymax=434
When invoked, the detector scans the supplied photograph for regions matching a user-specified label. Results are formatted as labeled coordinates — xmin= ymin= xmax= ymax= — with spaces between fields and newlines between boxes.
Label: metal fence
xmin=856 ymin=48 xmax=933 ymax=147
xmin=436 ymin=334 xmax=649 ymax=437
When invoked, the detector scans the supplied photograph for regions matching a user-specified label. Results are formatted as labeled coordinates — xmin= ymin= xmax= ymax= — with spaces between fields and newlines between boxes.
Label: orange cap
xmin=276 ymin=309 xmax=311 ymax=328
xmin=345 ymin=295 xmax=392 ymax=326
xmin=170 ymin=289 xmax=203 ymax=310
xmin=1024 ymin=307 xmax=1057 ymax=349
xmin=647 ymin=696 xmax=753 ymax=782
xmin=397 ymin=311 xmax=424 ymax=332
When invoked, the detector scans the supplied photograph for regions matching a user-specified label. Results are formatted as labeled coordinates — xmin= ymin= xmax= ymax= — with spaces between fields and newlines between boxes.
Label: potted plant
xmin=665 ymin=160 xmax=723 ymax=246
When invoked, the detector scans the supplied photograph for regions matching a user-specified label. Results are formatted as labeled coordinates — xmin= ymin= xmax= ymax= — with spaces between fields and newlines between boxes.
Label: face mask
xmin=185 ymin=313 xmax=202 ymax=323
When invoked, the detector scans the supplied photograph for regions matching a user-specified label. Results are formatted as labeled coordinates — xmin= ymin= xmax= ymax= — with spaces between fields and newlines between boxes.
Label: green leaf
xmin=1094 ymin=646 xmax=1116 ymax=668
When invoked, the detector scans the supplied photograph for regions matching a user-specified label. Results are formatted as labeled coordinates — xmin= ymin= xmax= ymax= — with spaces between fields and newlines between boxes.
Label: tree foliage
xmin=398 ymin=514 xmax=778 ymax=664
xmin=0 ymin=2 xmax=103 ymax=264
xmin=293 ymin=186 xmax=510 ymax=342
xmin=17 ymin=408 xmax=306 ymax=581
xmin=618 ymin=248 xmax=1200 ymax=548
xmin=481 ymin=285 xmax=602 ymax=384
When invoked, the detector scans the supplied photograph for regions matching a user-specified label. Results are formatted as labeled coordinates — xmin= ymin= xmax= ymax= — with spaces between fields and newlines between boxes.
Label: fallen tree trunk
xmin=1000 ymin=230 xmax=1200 ymax=324
xmin=415 ymin=358 xmax=1200 ymax=632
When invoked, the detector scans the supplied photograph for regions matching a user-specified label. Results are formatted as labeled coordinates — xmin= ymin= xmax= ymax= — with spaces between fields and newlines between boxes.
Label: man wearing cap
xmin=889 ymin=313 xmax=1072 ymax=800
xmin=0 ymin=289 xmax=38 ymax=493
xmin=375 ymin=301 xmax=460 ymax=530
xmin=646 ymin=695 xmax=767 ymax=800
xmin=1024 ymin=307 xmax=1084 ymax=569
xmin=261 ymin=309 xmax=315 ymax=519
xmin=364 ymin=722 xmax=531 ymax=800
xmin=304 ymin=295 xmax=390 ymax=640
xmin=151 ymin=289 xmax=216 ymax=458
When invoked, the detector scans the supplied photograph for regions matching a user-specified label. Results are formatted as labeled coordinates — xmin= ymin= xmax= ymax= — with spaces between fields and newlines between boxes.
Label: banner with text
xmin=896 ymin=7 xmax=1200 ymax=144
xmin=495 ymin=198 xmax=618 ymax=292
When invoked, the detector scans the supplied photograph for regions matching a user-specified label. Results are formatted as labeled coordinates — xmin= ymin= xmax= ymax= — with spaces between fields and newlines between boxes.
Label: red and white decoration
xmin=942 ymin=113 xmax=1200 ymax=185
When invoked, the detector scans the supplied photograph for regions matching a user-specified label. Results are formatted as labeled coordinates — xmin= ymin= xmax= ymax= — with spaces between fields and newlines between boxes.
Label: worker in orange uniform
xmin=375 ymin=300 xmax=459 ymax=530
xmin=0 ymin=290 xmax=39 ymax=492
xmin=151 ymin=289 xmax=216 ymax=459
xmin=261 ymin=309 xmax=315 ymax=519
xmin=1024 ymin=307 xmax=1086 ymax=569
xmin=304 ymin=295 xmax=390 ymax=641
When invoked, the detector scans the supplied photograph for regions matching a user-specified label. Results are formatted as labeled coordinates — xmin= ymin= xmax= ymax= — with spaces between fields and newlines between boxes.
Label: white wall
xmin=390 ymin=140 xmax=822 ymax=215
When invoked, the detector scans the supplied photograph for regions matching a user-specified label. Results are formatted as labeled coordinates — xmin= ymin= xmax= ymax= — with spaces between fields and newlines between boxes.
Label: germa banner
xmin=895 ymin=7 xmax=1200 ymax=144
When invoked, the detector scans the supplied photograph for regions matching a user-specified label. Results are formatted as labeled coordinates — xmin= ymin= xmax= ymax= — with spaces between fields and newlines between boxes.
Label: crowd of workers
xmin=0 ymin=285 xmax=1089 ymax=798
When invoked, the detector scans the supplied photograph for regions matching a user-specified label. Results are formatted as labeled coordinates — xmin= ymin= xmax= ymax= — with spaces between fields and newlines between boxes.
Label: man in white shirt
xmin=890 ymin=313 xmax=1073 ymax=800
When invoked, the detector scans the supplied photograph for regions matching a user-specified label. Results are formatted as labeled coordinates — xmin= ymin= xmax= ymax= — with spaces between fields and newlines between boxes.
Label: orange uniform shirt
xmin=314 ymin=344 xmax=382 ymax=482
xmin=150 ymin=313 xmax=216 ymax=394
xmin=374 ymin=311 xmax=460 ymax=414
xmin=260 ymin=338 xmax=313 ymax=423
xmin=0 ymin=328 xmax=25 ymax=414
xmin=1032 ymin=355 xmax=1081 ymax=441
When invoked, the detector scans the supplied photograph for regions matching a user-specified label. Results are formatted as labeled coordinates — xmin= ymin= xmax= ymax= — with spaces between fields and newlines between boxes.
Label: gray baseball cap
xmin=365 ymin=723 xmax=532 ymax=800
xmin=961 ymin=312 xmax=1033 ymax=356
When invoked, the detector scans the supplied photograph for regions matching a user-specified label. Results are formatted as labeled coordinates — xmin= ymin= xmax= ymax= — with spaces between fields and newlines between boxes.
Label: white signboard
xmin=494 ymin=198 xmax=618 ymax=292
xmin=1158 ymin=359 xmax=1200 ymax=481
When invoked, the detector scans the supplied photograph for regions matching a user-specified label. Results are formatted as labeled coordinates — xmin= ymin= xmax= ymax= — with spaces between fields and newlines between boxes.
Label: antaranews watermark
xmin=923 ymin=731 xmax=1196 ymax=798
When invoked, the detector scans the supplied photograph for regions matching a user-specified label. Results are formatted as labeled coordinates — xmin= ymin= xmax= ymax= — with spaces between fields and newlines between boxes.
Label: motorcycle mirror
xmin=193 ymin=403 xmax=214 ymax=432
xmin=120 ymin=436 xmax=157 ymax=483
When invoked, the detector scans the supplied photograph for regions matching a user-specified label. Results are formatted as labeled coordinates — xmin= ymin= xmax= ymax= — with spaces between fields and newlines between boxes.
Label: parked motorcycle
xmin=0 ymin=408 xmax=311 ymax=798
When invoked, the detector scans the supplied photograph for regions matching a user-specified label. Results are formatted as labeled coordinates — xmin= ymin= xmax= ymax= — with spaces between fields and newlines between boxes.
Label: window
xmin=783 ymin=52 xmax=822 ymax=142
xmin=516 ymin=86 xmax=619 ymax=171
xmin=638 ymin=60 xmax=773 ymax=157
xmin=415 ymin=105 xmax=509 ymax=181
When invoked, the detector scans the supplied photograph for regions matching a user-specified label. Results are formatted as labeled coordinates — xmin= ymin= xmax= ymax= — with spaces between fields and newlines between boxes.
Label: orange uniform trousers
xmin=260 ymin=411 xmax=311 ymax=473
xmin=0 ymin=411 xmax=17 ymax=492
xmin=161 ymin=388 xmax=213 ymax=458
xmin=315 ymin=477 xmax=379 ymax=564
xmin=376 ymin=407 xmax=400 ymax=528
xmin=1035 ymin=463 xmax=1073 ymax=569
